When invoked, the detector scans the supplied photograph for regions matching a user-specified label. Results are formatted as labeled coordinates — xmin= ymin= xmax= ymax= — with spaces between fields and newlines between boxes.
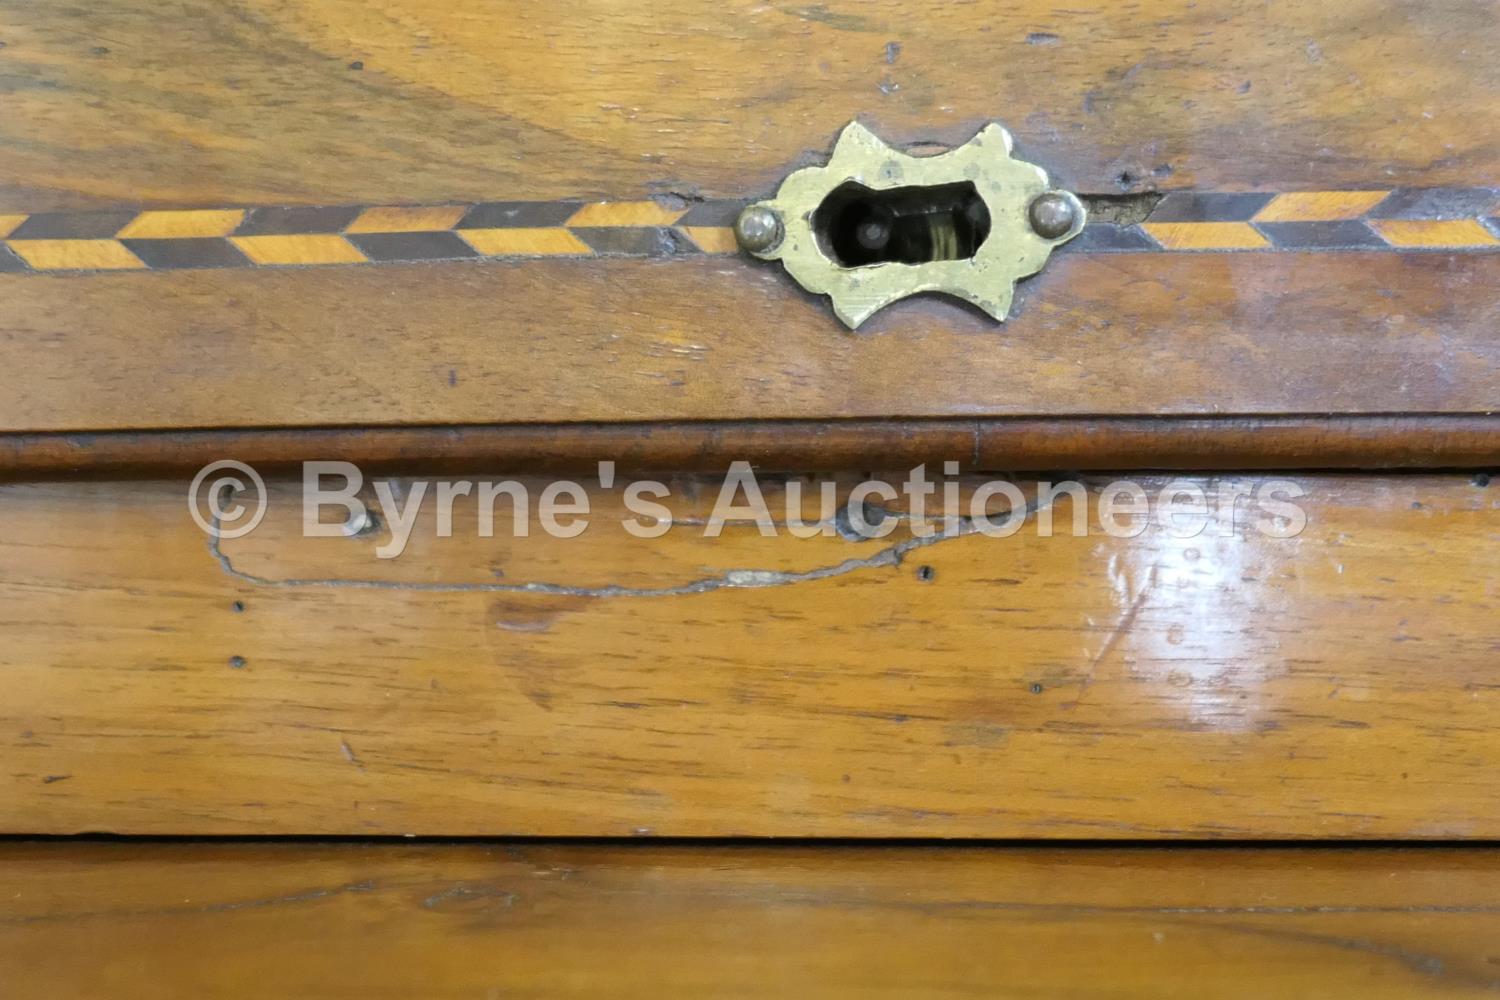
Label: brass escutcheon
xmin=737 ymin=121 xmax=1084 ymax=329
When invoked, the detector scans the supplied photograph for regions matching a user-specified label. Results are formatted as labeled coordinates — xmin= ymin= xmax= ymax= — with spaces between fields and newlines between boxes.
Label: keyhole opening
xmin=814 ymin=181 xmax=991 ymax=268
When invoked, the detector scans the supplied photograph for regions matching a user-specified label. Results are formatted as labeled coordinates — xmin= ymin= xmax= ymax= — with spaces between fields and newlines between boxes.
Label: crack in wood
xmin=206 ymin=496 xmax=1054 ymax=598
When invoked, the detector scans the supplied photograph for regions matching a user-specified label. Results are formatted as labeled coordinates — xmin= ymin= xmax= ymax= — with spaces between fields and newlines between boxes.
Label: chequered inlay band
xmin=1 ymin=190 xmax=1497 ymax=273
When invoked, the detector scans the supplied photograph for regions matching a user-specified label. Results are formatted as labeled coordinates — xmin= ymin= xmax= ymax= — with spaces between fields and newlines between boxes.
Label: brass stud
xmin=735 ymin=205 xmax=784 ymax=254
xmin=1028 ymin=192 xmax=1080 ymax=240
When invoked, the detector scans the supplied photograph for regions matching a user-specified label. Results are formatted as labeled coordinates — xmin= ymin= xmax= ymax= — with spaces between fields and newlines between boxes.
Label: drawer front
xmin=0 ymin=1 xmax=1497 ymax=448
xmin=6 ymin=471 xmax=1496 ymax=838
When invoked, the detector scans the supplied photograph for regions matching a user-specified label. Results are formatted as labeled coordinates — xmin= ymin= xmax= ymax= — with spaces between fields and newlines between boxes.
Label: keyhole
xmin=813 ymin=181 xmax=991 ymax=268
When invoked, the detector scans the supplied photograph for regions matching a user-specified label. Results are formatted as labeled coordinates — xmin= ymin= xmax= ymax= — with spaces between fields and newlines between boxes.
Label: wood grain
xmin=6 ymin=842 xmax=1500 ymax=998
xmin=4 ymin=472 xmax=1499 ymax=837
xmin=3 ymin=252 xmax=1499 ymax=433
xmin=2 ymin=1 xmax=1496 ymax=212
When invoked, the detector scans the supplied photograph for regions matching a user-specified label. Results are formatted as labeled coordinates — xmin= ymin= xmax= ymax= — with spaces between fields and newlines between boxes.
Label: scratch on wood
xmin=339 ymin=738 xmax=366 ymax=772
xmin=205 ymin=494 xmax=1057 ymax=599
xmin=1064 ymin=565 xmax=1158 ymax=709
xmin=783 ymin=5 xmax=875 ymax=31
xmin=421 ymin=883 xmax=520 ymax=911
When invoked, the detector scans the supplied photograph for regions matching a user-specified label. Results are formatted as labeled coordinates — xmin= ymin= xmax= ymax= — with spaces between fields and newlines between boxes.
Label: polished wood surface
xmin=5 ymin=472 xmax=1498 ymax=837
xmin=6 ymin=842 xmax=1500 ymax=998
xmin=4 ymin=415 xmax=1499 ymax=478
xmin=4 ymin=253 xmax=1499 ymax=434
xmin=4 ymin=1 xmax=1496 ymax=211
